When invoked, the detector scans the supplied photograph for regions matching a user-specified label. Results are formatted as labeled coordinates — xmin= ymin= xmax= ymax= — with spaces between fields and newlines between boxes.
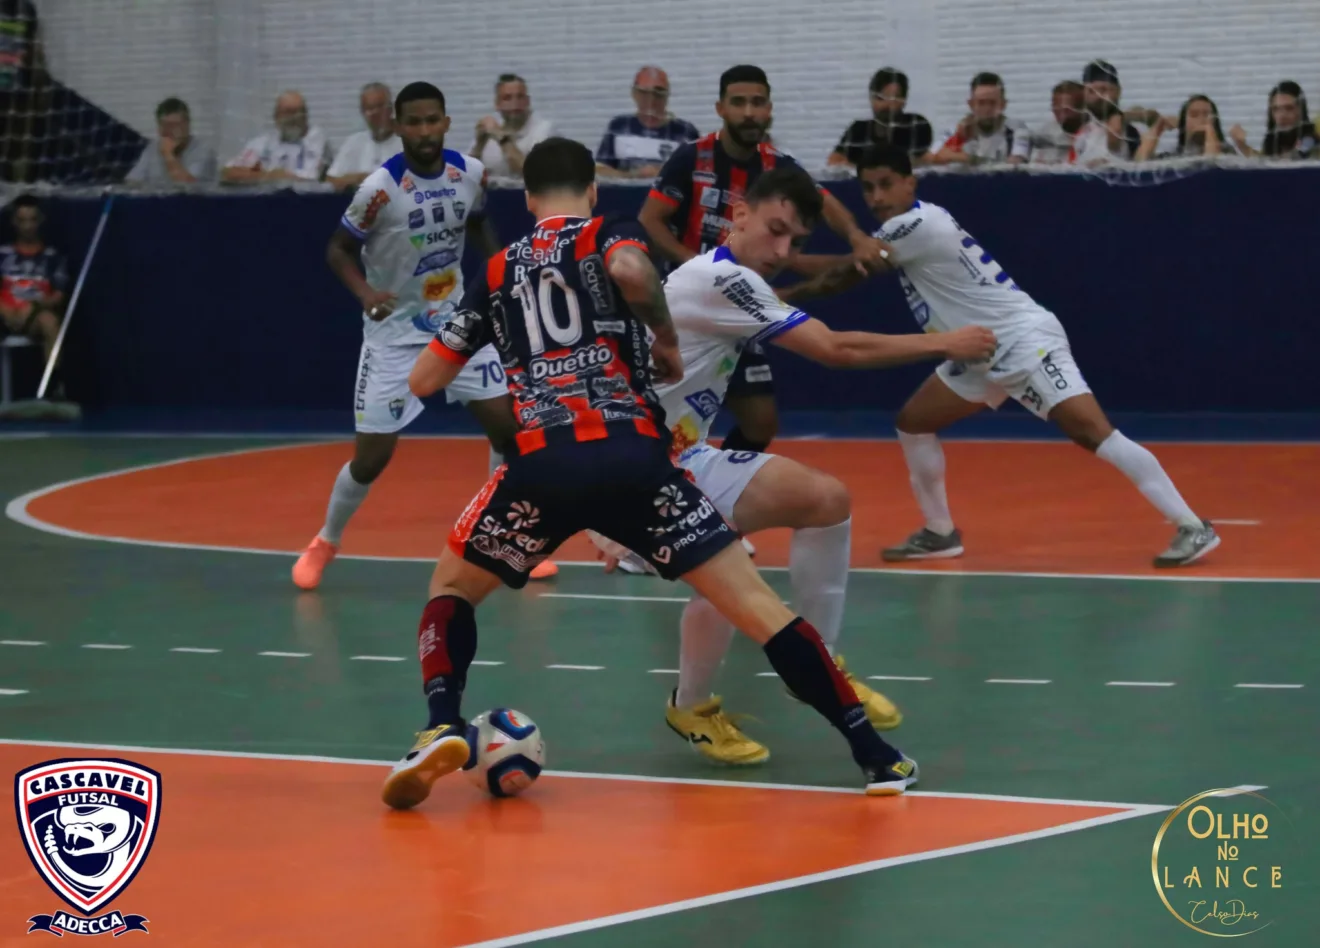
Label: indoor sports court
xmin=1 ymin=432 xmax=1315 ymax=945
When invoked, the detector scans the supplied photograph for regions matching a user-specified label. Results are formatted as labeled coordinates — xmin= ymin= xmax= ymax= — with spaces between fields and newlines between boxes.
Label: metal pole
xmin=37 ymin=193 xmax=115 ymax=400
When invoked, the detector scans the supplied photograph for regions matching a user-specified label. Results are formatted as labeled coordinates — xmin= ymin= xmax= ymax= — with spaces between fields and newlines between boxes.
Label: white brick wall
xmin=34 ymin=0 xmax=1320 ymax=169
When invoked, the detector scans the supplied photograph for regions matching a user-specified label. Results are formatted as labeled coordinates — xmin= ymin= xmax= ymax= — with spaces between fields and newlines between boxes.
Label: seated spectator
xmin=222 ymin=91 xmax=332 ymax=184
xmin=1028 ymin=80 xmax=1087 ymax=164
xmin=124 ymin=97 xmax=217 ymax=185
xmin=0 ymin=195 xmax=67 ymax=384
xmin=1135 ymin=95 xmax=1229 ymax=160
xmin=596 ymin=66 xmax=698 ymax=178
xmin=828 ymin=67 xmax=932 ymax=167
xmin=1076 ymin=60 xmax=1141 ymax=158
xmin=469 ymin=74 xmax=554 ymax=176
xmin=1073 ymin=99 xmax=1131 ymax=165
xmin=930 ymin=72 xmax=1029 ymax=165
xmin=326 ymin=82 xmax=401 ymax=191
xmin=1230 ymin=81 xmax=1316 ymax=159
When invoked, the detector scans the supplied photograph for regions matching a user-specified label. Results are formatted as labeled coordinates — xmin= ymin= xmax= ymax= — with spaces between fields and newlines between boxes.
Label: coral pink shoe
xmin=293 ymin=536 xmax=339 ymax=590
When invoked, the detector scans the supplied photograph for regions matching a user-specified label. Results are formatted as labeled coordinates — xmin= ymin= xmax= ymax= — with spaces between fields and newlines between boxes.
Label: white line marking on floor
xmin=868 ymin=675 xmax=932 ymax=682
xmin=985 ymin=678 xmax=1052 ymax=685
xmin=648 ymin=669 xmax=679 ymax=674
xmin=1106 ymin=681 xmax=1175 ymax=687
xmin=350 ymin=655 xmax=406 ymax=662
xmin=1213 ymin=519 xmax=1261 ymax=526
xmin=1 ymin=640 xmax=45 ymax=646
xmin=545 ymin=664 xmax=604 ymax=671
xmin=81 ymin=644 xmax=131 ymax=650
xmin=755 ymin=672 xmax=779 ymax=677
xmin=540 ymin=593 xmax=689 ymax=603
xmin=258 ymin=651 xmax=310 ymax=658
xmin=170 ymin=647 xmax=221 ymax=654
xmin=470 ymin=660 xmax=504 ymax=666
xmin=1234 ymin=683 xmax=1304 ymax=689
xmin=0 ymin=689 xmax=29 ymax=696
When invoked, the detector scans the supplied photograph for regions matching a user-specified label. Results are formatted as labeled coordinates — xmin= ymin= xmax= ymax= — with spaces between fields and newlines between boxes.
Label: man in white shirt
xmin=326 ymin=82 xmax=401 ymax=191
xmin=855 ymin=144 xmax=1218 ymax=568
xmin=600 ymin=165 xmax=994 ymax=767
xmin=1028 ymin=80 xmax=1087 ymax=164
xmin=930 ymin=72 xmax=1030 ymax=166
xmin=292 ymin=81 xmax=560 ymax=590
xmin=468 ymin=73 xmax=554 ymax=177
xmin=222 ymin=90 xmax=332 ymax=184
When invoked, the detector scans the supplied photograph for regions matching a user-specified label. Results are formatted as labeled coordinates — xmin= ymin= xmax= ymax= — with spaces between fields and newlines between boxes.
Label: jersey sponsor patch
xmin=718 ymin=278 xmax=769 ymax=323
xmin=683 ymin=389 xmax=722 ymax=420
xmin=408 ymin=209 xmax=424 ymax=229
xmin=413 ymin=248 xmax=460 ymax=276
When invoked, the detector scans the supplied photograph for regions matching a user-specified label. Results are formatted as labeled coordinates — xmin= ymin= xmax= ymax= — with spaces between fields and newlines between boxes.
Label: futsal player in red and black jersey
xmin=639 ymin=65 xmax=888 ymax=459
xmin=383 ymin=138 xmax=918 ymax=808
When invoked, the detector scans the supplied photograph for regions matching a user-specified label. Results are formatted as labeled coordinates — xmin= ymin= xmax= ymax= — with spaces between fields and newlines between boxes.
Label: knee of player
xmin=1063 ymin=418 xmax=1114 ymax=453
xmin=813 ymin=474 xmax=852 ymax=525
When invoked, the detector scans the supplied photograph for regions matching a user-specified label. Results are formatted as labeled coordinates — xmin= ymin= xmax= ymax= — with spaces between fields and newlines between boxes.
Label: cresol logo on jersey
xmin=14 ymin=758 xmax=162 ymax=938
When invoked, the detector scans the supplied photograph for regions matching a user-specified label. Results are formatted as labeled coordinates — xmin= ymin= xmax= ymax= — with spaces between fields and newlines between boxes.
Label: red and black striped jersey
xmin=429 ymin=215 xmax=666 ymax=456
xmin=647 ymin=131 xmax=804 ymax=256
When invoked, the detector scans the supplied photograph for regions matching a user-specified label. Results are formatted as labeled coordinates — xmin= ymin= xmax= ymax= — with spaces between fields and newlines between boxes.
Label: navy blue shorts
xmin=448 ymin=436 xmax=737 ymax=589
xmin=725 ymin=344 xmax=775 ymax=398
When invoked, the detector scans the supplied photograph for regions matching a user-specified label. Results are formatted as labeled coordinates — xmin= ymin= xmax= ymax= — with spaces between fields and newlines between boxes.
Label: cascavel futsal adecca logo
xmin=1152 ymin=788 xmax=1293 ymax=937
xmin=14 ymin=758 xmax=161 ymax=938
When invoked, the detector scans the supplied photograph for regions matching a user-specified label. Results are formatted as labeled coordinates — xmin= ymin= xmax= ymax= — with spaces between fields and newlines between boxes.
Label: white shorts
xmin=353 ymin=342 xmax=507 ymax=434
xmin=676 ymin=442 xmax=775 ymax=524
xmin=935 ymin=320 xmax=1091 ymax=420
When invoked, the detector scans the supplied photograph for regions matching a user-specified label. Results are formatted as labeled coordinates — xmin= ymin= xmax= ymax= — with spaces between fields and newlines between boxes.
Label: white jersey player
xmin=293 ymin=81 xmax=558 ymax=591
xmin=856 ymin=144 xmax=1218 ymax=567
xmin=601 ymin=165 xmax=995 ymax=766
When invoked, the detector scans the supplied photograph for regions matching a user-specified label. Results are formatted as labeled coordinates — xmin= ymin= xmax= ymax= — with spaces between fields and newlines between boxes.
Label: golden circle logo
xmin=1152 ymin=789 xmax=1291 ymax=937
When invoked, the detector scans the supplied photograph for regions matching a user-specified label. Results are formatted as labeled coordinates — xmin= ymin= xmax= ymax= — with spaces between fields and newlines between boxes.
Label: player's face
xmin=1184 ymin=98 xmax=1215 ymax=136
xmin=731 ymin=197 xmax=809 ymax=276
xmin=717 ymin=83 xmax=771 ymax=148
xmin=859 ymin=167 xmax=916 ymax=223
xmin=968 ymin=84 xmax=1004 ymax=130
xmin=12 ymin=207 xmax=41 ymax=241
xmin=398 ymin=100 xmax=450 ymax=166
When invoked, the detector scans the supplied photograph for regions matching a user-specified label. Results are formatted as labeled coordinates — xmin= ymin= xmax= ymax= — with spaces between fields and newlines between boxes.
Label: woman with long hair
xmin=1230 ymin=80 xmax=1317 ymax=158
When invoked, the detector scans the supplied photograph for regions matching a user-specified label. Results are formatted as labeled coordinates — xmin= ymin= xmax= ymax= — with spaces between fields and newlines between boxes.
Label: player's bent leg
xmin=1049 ymin=392 xmax=1219 ymax=567
xmin=886 ymin=372 xmax=985 ymax=561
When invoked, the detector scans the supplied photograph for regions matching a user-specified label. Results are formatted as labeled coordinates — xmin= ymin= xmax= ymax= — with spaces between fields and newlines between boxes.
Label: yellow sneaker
xmin=380 ymin=723 xmax=471 ymax=810
xmin=665 ymin=692 xmax=769 ymax=765
xmin=836 ymin=655 xmax=903 ymax=731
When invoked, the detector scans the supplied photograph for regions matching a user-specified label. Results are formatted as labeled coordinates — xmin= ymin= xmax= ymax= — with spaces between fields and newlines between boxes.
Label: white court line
xmin=1234 ymin=683 xmax=1304 ymax=689
xmin=0 ymin=689 xmax=29 ymax=696
xmin=1214 ymin=519 xmax=1261 ymax=526
xmin=81 ymin=643 xmax=131 ymax=650
xmin=170 ymin=647 xmax=221 ymax=654
xmin=648 ymin=669 xmax=679 ymax=674
xmin=755 ymin=672 xmax=779 ymax=677
xmin=868 ymin=675 xmax=932 ymax=682
xmin=1106 ymin=681 xmax=1175 ymax=687
xmin=1 ymin=640 xmax=45 ymax=646
xmin=0 ymin=432 xmax=50 ymax=440
xmin=545 ymin=664 xmax=604 ymax=671
xmin=539 ymin=593 xmax=689 ymax=603
xmin=470 ymin=660 xmax=504 ymax=667
xmin=986 ymin=678 xmax=1051 ymax=685
xmin=258 ymin=651 xmax=310 ymax=658
xmin=350 ymin=655 xmax=406 ymax=662
xmin=8 ymin=445 xmax=1318 ymax=585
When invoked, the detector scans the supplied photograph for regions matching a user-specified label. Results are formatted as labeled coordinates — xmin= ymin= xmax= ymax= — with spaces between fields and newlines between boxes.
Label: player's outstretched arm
xmin=637 ymin=195 xmax=696 ymax=267
xmin=607 ymin=245 xmax=683 ymax=384
xmin=409 ymin=343 xmax=464 ymax=397
xmin=773 ymin=317 xmax=996 ymax=369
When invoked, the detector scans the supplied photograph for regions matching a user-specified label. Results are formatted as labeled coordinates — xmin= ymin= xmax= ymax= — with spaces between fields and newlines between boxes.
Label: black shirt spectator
xmin=829 ymin=67 xmax=932 ymax=167
xmin=597 ymin=66 xmax=699 ymax=177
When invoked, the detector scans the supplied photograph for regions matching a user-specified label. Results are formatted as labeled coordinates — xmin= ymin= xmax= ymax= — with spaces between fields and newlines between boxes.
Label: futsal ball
xmin=463 ymin=708 xmax=546 ymax=798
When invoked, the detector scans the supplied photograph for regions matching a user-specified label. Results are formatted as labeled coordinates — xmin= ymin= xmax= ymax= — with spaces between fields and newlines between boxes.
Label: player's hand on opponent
xmin=942 ymin=326 xmax=998 ymax=362
xmin=848 ymin=235 xmax=894 ymax=275
xmin=650 ymin=336 xmax=685 ymax=384
xmin=360 ymin=288 xmax=399 ymax=321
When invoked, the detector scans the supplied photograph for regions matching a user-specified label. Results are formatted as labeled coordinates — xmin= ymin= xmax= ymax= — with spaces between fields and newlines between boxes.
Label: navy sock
xmin=416 ymin=595 xmax=478 ymax=728
xmin=763 ymin=618 xmax=900 ymax=767
xmin=722 ymin=426 xmax=771 ymax=454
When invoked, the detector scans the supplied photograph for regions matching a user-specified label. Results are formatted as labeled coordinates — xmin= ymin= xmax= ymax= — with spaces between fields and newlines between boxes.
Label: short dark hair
xmin=719 ymin=65 xmax=769 ymax=99
xmin=869 ymin=67 xmax=909 ymax=97
xmin=155 ymin=97 xmax=189 ymax=121
xmin=1082 ymin=59 xmax=1120 ymax=86
xmin=496 ymin=73 xmax=526 ymax=92
xmin=11 ymin=193 xmax=41 ymax=215
xmin=1052 ymin=79 xmax=1084 ymax=97
xmin=856 ymin=144 xmax=913 ymax=177
xmin=395 ymin=81 xmax=445 ymax=116
xmin=970 ymin=71 xmax=1004 ymax=94
xmin=523 ymin=137 xmax=595 ymax=195
xmin=744 ymin=166 xmax=822 ymax=229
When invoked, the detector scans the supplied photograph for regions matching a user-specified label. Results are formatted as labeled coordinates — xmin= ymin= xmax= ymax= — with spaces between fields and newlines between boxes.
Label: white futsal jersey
xmin=656 ymin=246 xmax=807 ymax=458
xmin=875 ymin=200 xmax=1059 ymax=351
xmin=340 ymin=150 xmax=487 ymax=346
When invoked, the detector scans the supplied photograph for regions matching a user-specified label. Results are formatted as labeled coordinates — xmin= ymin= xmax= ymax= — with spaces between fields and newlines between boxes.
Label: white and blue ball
xmin=463 ymin=708 xmax=545 ymax=797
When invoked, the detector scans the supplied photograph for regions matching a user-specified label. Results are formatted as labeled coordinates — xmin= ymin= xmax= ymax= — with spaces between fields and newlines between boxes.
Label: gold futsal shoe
xmin=665 ymin=692 xmax=770 ymax=765
xmin=380 ymin=723 xmax=471 ymax=810
xmin=835 ymin=655 xmax=904 ymax=731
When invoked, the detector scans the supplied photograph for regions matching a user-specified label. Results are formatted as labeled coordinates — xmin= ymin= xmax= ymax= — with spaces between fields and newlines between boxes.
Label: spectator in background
xmin=1028 ymin=80 xmax=1087 ymax=164
xmin=125 ymin=97 xmax=217 ymax=184
xmin=1074 ymin=99 xmax=1130 ymax=165
xmin=596 ymin=66 xmax=698 ymax=178
xmin=0 ymin=195 xmax=67 ymax=376
xmin=1135 ymin=95 xmax=1229 ymax=161
xmin=0 ymin=0 xmax=46 ymax=183
xmin=828 ymin=67 xmax=933 ymax=167
xmin=1230 ymin=81 xmax=1316 ymax=159
xmin=222 ymin=90 xmax=332 ymax=184
xmin=1075 ymin=60 xmax=1141 ymax=159
xmin=469 ymin=74 xmax=554 ymax=176
xmin=930 ymin=72 xmax=1029 ymax=165
xmin=326 ymin=82 xmax=400 ymax=191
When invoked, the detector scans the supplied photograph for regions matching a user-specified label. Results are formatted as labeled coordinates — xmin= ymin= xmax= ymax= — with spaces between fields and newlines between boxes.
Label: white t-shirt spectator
xmin=226 ymin=127 xmax=333 ymax=181
xmin=470 ymin=114 xmax=554 ymax=176
xmin=938 ymin=118 xmax=1030 ymax=163
xmin=1027 ymin=118 xmax=1077 ymax=164
xmin=327 ymin=130 xmax=402 ymax=178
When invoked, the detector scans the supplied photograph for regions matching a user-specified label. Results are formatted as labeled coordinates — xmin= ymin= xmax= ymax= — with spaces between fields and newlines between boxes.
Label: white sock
xmin=319 ymin=462 xmax=370 ymax=545
xmin=790 ymin=517 xmax=850 ymax=654
xmin=675 ymin=595 xmax=736 ymax=709
xmin=897 ymin=431 xmax=954 ymax=535
xmin=489 ymin=446 xmax=504 ymax=475
xmin=1096 ymin=431 xmax=1200 ymax=527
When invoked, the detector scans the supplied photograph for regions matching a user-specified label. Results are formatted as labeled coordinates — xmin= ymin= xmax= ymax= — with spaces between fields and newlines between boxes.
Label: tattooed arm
xmin=606 ymin=244 xmax=683 ymax=384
